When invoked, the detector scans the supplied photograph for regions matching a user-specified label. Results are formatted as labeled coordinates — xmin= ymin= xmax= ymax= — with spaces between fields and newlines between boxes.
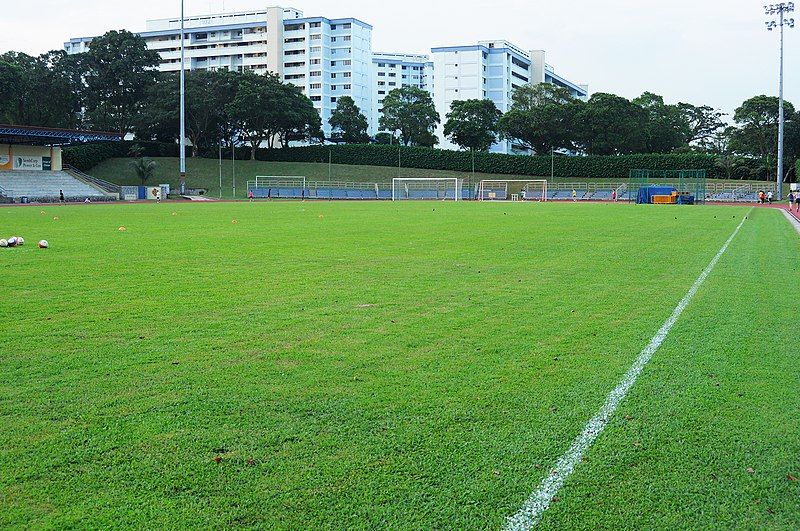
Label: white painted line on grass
xmin=781 ymin=209 xmax=800 ymax=235
xmin=504 ymin=208 xmax=753 ymax=531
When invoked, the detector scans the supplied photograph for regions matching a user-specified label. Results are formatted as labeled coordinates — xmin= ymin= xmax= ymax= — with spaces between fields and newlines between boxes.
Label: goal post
xmin=392 ymin=178 xmax=462 ymax=201
xmin=477 ymin=180 xmax=548 ymax=202
xmin=247 ymin=176 xmax=307 ymax=191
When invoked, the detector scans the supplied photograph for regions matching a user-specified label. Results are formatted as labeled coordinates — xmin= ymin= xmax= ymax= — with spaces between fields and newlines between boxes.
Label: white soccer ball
xmin=16 ymin=237 xmax=24 ymax=246
xmin=0 ymin=239 xmax=7 ymax=248
xmin=7 ymin=237 xmax=17 ymax=247
xmin=38 ymin=240 xmax=49 ymax=249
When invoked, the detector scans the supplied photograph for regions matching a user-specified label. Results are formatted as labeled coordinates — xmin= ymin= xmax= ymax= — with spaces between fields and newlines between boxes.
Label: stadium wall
xmin=0 ymin=144 xmax=62 ymax=172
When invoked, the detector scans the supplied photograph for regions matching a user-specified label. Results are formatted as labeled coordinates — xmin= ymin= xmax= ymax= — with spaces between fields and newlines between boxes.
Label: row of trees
xmin=1 ymin=29 xmax=797 ymax=177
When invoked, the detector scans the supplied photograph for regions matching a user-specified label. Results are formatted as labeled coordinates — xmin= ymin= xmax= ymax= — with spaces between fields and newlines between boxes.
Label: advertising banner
xmin=13 ymin=156 xmax=43 ymax=171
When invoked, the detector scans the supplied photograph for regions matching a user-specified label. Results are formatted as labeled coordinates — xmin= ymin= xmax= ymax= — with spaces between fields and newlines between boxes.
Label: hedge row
xmin=62 ymin=141 xmax=185 ymax=172
xmin=253 ymin=144 xmax=720 ymax=180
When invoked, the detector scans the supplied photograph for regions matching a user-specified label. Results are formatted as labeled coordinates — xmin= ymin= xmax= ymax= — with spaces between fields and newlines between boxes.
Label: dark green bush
xmin=63 ymin=141 xmax=184 ymax=172
xmin=254 ymin=144 xmax=720 ymax=179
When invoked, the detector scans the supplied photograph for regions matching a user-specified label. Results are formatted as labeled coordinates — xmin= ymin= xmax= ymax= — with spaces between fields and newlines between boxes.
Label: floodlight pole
xmin=179 ymin=0 xmax=186 ymax=195
xmin=765 ymin=2 xmax=795 ymax=200
xmin=218 ymin=143 xmax=222 ymax=198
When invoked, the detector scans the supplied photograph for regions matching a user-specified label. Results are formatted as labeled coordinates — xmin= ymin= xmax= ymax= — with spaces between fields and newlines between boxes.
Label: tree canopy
xmin=378 ymin=87 xmax=440 ymax=147
xmin=329 ymin=96 xmax=369 ymax=144
xmin=443 ymin=99 xmax=502 ymax=152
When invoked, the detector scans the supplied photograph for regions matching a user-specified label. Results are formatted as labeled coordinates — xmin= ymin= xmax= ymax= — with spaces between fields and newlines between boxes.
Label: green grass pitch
xmin=1 ymin=201 xmax=798 ymax=528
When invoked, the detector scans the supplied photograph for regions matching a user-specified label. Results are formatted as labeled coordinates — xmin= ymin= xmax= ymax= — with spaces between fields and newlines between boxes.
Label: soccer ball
xmin=7 ymin=237 xmax=17 ymax=247
xmin=16 ymin=236 xmax=24 ymax=246
xmin=38 ymin=240 xmax=49 ymax=249
xmin=0 ymin=239 xmax=7 ymax=248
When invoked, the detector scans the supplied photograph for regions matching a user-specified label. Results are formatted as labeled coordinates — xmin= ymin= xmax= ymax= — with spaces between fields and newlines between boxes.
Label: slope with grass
xmin=0 ymin=202 xmax=797 ymax=528
xmin=86 ymin=157 xmax=774 ymax=200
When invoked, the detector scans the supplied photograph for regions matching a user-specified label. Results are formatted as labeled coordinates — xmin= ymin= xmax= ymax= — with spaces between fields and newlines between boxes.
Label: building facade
xmin=65 ymin=6 xmax=587 ymax=153
xmin=370 ymin=52 xmax=433 ymax=136
xmin=430 ymin=41 xmax=588 ymax=153
xmin=65 ymin=6 xmax=372 ymax=140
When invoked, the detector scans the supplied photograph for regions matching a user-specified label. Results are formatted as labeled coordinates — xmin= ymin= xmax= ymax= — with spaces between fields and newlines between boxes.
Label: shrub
xmin=253 ymin=144 xmax=720 ymax=179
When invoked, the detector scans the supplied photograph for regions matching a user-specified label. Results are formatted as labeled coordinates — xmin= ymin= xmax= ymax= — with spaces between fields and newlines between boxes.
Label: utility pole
xmin=179 ymin=0 xmax=187 ymax=195
xmin=765 ymin=2 xmax=795 ymax=200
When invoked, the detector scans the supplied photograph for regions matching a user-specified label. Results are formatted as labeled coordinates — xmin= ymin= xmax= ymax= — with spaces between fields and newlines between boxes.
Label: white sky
xmin=4 ymin=0 xmax=798 ymax=117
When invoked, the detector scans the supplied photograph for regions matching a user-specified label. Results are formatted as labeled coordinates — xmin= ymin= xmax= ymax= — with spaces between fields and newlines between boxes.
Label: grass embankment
xmin=86 ymin=157 xmax=777 ymax=199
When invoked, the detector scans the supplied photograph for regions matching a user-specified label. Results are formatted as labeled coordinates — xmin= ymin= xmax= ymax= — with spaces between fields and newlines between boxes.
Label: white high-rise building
xmin=369 ymin=52 xmax=433 ymax=136
xmin=65 ymin=6 xmax=373 ymax=140
xmin=65 ymin=8 xmax=588 ymax=151
xmin=431 ymin=41 xmax=587 ymax=153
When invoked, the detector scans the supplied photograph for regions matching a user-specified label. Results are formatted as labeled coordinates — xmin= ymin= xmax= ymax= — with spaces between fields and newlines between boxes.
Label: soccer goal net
xmin=477 ymin=180 xmax=547 ymax=201
xmin=392 ymin=178 xmax=463 ymax=201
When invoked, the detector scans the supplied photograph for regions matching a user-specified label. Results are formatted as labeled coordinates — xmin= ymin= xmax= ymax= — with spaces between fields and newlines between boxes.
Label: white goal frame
xmin=477 ymin=179 xmax=548 ymax=202
xmin=248 ymin=175 xmax=307 ymax=191
xmin=392 ymin=178 xmax=462 ymax=201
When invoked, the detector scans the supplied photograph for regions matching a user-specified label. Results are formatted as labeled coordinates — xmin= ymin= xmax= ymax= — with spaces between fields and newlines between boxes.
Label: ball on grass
xmin=7 ymin=237 xmax=17 ymax=247
xmin=118 ymin=226 xmax=127 ymax=232
xmin=0 ymin=239 xmax=7 ymax=248
xmin=38 ymin=240 xmax=49 ymax=249
xmin=17 ymin=237 xmax=24 ymax=246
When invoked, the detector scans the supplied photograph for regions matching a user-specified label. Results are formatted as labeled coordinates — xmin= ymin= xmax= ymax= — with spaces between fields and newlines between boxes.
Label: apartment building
xmin=65 ymin=6 xmax=372 ymax=139
xmin=65 ymin=6 xmax=588 ymax=152
xmin=370 ymin=52 xmax=433 ymax=136
xmin=431 ymin=41 xmax=588 ymax=153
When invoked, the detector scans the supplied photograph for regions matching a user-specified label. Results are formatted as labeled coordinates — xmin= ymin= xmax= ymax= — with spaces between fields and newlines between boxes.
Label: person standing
xmin=248 ymin=189 xmax=254 ymax=202
xmin=795 ymin=192 xmax=800 ymax=212
xmin=59 ymin=190 xmax=65 ymax=204
xmin=572 ymin=189 xmax=577 ymax=202
xmin=768 ymin=190 xmax=774 ymax=203
xmin=789 ymin=191 xmax=795 ymax=211
xmin=156 ymin=189 xmax=161 ymax=203
xmin=612 ymin=190 xmax=617 ymax=202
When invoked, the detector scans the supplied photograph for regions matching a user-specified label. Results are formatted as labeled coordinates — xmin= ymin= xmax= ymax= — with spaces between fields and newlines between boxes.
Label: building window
xmin=344 ymin=84 xmax=351 ymax=89
xmin=310 ymin=58 xmax=321 ymax=65
xmin=378 ymin=81 xmax=385 ymax=86
xmin=331 ymin=85 xmax=337 ymax=90
xmin=343 ymin=36 xmax=351 ymax=41
xmin=310 ymin=34 xmax=321 ymax=40
xmin=310 ymin=83 xmax=322 ymax=89
xmin=310 ymin=71 xmax=322 ymax=77
xmin=378 ymin=72 xmax=385 ymax=77
xmin=284 ymin=37 xmax=305 ymax=43
xmin=310 ymin=95 xmax=321 ymax=101
xmin=331 ymin=37 xmax=337 ymax=42
xmin=388 ymin=73 xmax=396 ymax=77
xmin=378 ymin=62 xmax=385 ymax=67
xmin=285 ymin=23 xmax=305 ymax=31
xmin=310 ymin=46 xmax=321 ymax=53
xmin=378 ymin=90 xmax=386 ymax=95
xmin=310 ymin=22 xmax=321 ymax=28
xmin=331 ymin=97 xmax=337 ymax=102
xmin=342 ymin=72 xmax=351 ymax=77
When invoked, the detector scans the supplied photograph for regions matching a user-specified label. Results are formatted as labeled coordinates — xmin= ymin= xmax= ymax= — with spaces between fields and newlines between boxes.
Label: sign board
xmin=146 ymin=186 xmax=161 ymax=200
xmin=42 ymin=157 xmax=52 ymax=171
xmin=13 ymin=156 xmax=43 ymax=171
xmin=792 ymin=183 xmax=798 ymax=192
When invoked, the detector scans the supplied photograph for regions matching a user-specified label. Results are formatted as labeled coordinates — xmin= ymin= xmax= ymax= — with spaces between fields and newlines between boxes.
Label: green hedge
xmin=63 ymin=141 xmax=184 ymax=172
xmin=253 ymin=144 xmax=720 ymax=180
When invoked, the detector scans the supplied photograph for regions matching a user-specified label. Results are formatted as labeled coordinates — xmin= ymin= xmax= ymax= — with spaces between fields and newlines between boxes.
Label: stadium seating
xmin=0 ymin=171 xmax=112 ymax=200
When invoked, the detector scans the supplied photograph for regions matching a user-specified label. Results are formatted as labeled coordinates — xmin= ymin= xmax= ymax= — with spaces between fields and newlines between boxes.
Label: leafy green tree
xmin=378 ymin=86 xmax=440 ymax=146
xmin=729 ymin=95 xmax=795 ymax=161
xmin=373 ymin=132 xmax=395 ymax=144
xmin=228 ymin=72 xmax=321 ymax=157
xmin=632 ymin=92 xmax=690 ymax=153
xmin=498 ymin=84 xmax=580 ymax=154
xmin=0 ymin=51 xmax=83 ymax=128
xmin=83 ymin=30 xmax=161 ymax=134
xmin=443 ymin=99 xmax=502 ymax=152
xmin=329 ymin=96 xmax=369 ymax=143
xmin=129 ymin=157 xmax=157 ymax=185
xmin=576 ymin=93 xmax=648 ymax=155
xmin=676 ymin=102 xmax=726 ymax=149
xmin=136 ymin=69 xmax=239 ymax=156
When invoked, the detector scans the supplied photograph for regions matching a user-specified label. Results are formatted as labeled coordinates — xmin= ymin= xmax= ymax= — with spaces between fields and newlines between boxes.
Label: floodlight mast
xmin=179 ymin=0 xmax=187 ymax=195
xmin=765 ymin=2 xmax=795 ymax=200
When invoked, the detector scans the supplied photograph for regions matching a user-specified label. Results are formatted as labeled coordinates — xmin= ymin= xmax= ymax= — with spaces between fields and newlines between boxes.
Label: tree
xmin=378 ymin=86 xmax=440 ymax=146
xmin=0 ymin=51 xmax=83 ymax=128
xmin=443 ymin=99 xmax=502 ymax=152
xmin=575 ymin=93 xmax=648 ymax=155
xmin=228 ymin=72 xmax=321 ymax=158
xmin=329 ymin=96 xmax=369 ymax=143
xmin=83 ymin=30 xmax=161 ymax=134
xmin=498 ymin=84 xmax=578 ymax=154
xmin=632 ymin=92 xmax=690 ymax=153
xmin=676 ymin=102 xmax=726 ymax=148
xmin=129 ymin=157 xmax=157 ymax=185
xmin=729 ymin=95 xmax=795 ymax=161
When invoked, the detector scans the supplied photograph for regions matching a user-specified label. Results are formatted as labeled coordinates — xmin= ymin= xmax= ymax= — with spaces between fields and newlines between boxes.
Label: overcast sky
xmin=4 ymin=0 xmax=798 ymax=117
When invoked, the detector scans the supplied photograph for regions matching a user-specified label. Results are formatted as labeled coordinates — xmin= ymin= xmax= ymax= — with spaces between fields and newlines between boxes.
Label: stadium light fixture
xmin=764 ymin=2 xmax=795 ymax=200
xmin=179 ymin=0 xmax=187 ymax=195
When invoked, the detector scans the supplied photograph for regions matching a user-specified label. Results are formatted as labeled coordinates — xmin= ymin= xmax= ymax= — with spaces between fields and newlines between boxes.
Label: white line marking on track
xmin=504 ymin=208 xmax=753 ymax=531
